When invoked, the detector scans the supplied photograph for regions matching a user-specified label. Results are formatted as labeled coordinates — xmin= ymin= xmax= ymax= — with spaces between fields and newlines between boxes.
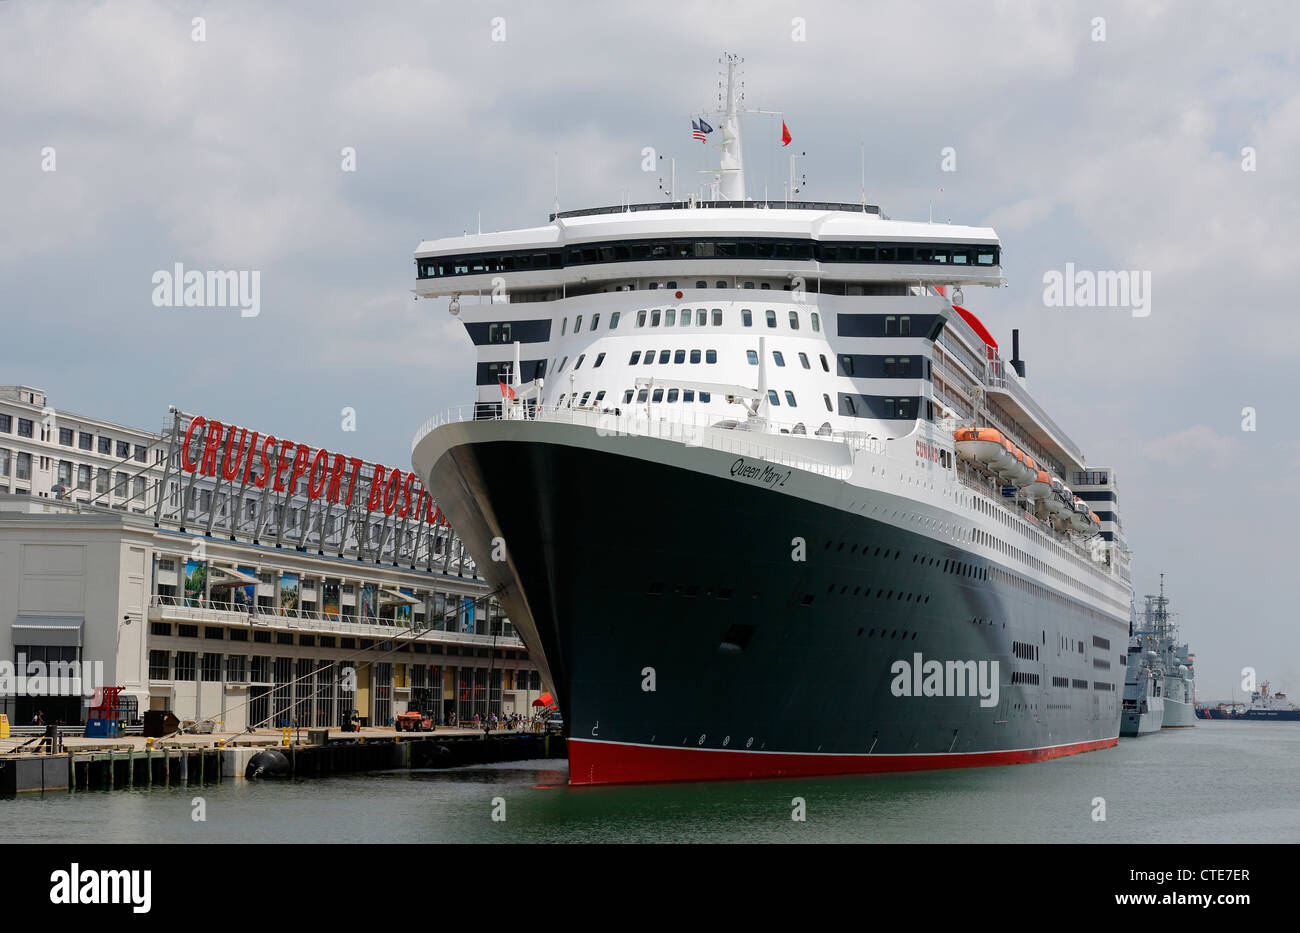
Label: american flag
xmin=692 ymin=117 xmax=713 ymax=143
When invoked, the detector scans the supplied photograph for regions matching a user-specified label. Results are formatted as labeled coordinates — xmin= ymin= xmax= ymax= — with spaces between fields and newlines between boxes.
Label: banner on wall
xmin=361 ymin=583 xmax=378 ymax=621
xmin=231 ymin=566 xmax=256 ymax=610
xmin=323 ymin=580 xmax=340 ymax=619
xmin=396 ymin=588 xmax=414 ymax=622
xmin=184 ymin=560 xmax=206 ymax=608
xmin=279 ymin=572 xmax=299 ymax=615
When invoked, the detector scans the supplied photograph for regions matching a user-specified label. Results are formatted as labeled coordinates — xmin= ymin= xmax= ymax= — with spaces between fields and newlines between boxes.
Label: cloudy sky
xmin=3 ymin=0 xmax=1297 ymax=699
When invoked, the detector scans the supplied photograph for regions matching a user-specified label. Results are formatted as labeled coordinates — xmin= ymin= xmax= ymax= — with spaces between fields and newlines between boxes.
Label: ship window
xmin=799 ymin=352 xmax=810 ymax=369
xmin=711 ymin=310 xmax=722 ymax=326
xmin=610 ymin=311 xmax=621 ymax=329
xmin=843 ymin=395 xmax=858 ymax=416
xmin=652 ymin=388 xmax=664 ymax=403
xmin=651 ymin=310 xmax=661 ymax=327
xmin=761 ymin=283 xmax=771 ymax=290
xmin=696 ymin=281 xmax=707 ymax=289
xmin=716 ymin=281 xmax=727 ymax=288
xmin=700 ymin=391 xmax=711 ymax=402
xmin=820 ymin=354 xmax=829 ymax=372
xmin=590 ymin=313 xmax=600 ymax=330
xmin=823 ymin=394 xmax=832 ymax=412
xmin=885 ymin=316 xmax=898 ymax=336
xmin=658 ymin=350 xmax=670 ymax=364
xmin=681 ymin=310 xmax=693 ymax=327
xmin=743 ymin=281 xmax=755 ymax=289
xmin=667 ymin=389 xmax=679 ymax=403
xmin=899 ymin=357 xmax=911 ymax=377
xmin=574 ymin=315 xmax=583 ymax=332
xmin=785 ymin=391 xmax=797 ymax=407
xmin=900 ymin=316 xmax=911 ymax=336
xmin=977 ymin=248 xmax=996 ymax=265
xmin=765 ymin=309 xmax=777 ymax=328
xmin=629 ymin=351 xmax=641 ymax=365
xmin=594 ymin=353 xmax=606 ymax=368
xmin=840 ymin=355 xmax=854 ymax=376
xmin=574 ymin=354 xmax=585 ymax=369
xmin=665 ymin=309 xmax=676 ymax=326
xmin=579 ymin=392 xmax=591 ymax=406
xmin=557 ymin=394 xmax=566 ymax=405
xmin=767 ymin=390 xmax=780 ymax=406
xmin=636 ymin=310 xmax=646 ymax=327
xmin=789 ymin=311 xmax=800 ymax=330
xmin=690 ymin=349 xmax=702 ymax=363
xmin=742 ymin=309 xmax=753 ymax=327
xmin=746 ymin=350 xmax=759 ymax=365
xmin=773 ymin=351 xmax=785 ymax=367
xmin=811 ymin=312 xmax=820 ymax=332
xmin=643 ymin=351 xmax=653 ymax=365
xmin=884 ymin=357 xmax=895 ymax=377
xmin=878 ymin=246 xmax=896 ymax=262
xmin=561 ymin=318 xmax=567 ymax=336
xmin=637 ymin=389 xmax=648 ymax=402
xmin=557 ymin=356 xmax=568 ymax=372
xmin=674 ymin=350 xmax=686 ymax=364
xmin=594 ymin=390 xmax=606 ymax=403
xmin=706 ymin=350 xmax=717 ymax=364
xmin=683 ymin=390 xmax=695 ymax=402
xmin=623 ymin=390 xmax=634 ymax=404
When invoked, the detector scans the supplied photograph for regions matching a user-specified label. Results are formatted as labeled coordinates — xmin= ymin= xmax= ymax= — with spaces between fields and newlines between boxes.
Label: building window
xmin=0 ymin=448 xmax=8 ymax=477
xmin=17 ymin=418 xmax=33 ymax=439
xmin=174 ymin=651 xmax=197 ymax=681
xmin=148 ymin=650 xmax=170 ymax=680
xmin=0 ymin=414 xmax=9 ymax=433
xmin=133 ymin=445 xmax=147 ymax=463
xmin=15 ymin=452 xmax=31 ymax=480
xmin=227 ymin=655 xmax=247 ymax=681
xmin=58 ymin=427 xmax=73 ymax=446
xmin=77 ymin=432 xmax=92 ymax=451
xmin=201 ymin=653 xmax=222 ymax=682
xmin=116 ymin=440 xmax=129 ymax=458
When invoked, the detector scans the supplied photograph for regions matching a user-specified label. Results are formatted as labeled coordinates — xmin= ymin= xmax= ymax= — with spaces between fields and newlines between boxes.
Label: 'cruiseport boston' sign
xmin=153 ymin=411 xmax=461 ymax=572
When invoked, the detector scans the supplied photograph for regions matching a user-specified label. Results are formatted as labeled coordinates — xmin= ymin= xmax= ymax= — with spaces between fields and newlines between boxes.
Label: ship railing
xmin=412 ymin=403 xmax=869 ymax=479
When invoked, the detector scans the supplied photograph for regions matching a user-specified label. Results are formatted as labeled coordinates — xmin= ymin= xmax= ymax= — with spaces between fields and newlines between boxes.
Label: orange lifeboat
xmin=1026 ymin=469 xmax=1052 ymax=499
xmin=953 ymin=428 xmax=1015 ymax=471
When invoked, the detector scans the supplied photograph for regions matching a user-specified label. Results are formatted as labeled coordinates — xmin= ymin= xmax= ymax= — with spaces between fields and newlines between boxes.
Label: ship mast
xmin=717 ymin=54 xmax=746 ymax=201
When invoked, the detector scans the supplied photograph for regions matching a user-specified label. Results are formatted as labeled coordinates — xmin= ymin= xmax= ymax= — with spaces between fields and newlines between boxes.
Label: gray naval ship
xmin=1122 ymin=575 xmax=1195 ymax=735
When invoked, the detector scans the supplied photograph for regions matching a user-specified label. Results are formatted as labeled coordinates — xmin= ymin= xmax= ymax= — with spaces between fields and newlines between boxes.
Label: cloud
xmin=1140 ymin=425 xmax=1240 ymax=471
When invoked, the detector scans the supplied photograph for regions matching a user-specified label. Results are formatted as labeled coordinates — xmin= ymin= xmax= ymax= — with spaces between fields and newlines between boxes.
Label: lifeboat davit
xmin=953 ymin=427 xmax=1008 ymax=469
xmin=1009 ymin=448 xmax=1035 ymax=486
xmin=1026 ymin=469 xmax=1052 ymax=499
xmin=1068 ymin=498 xmax=1093 ymax=533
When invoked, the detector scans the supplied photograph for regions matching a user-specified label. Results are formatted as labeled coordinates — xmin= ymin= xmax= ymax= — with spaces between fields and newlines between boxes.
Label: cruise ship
xmin=409 ymin=58 xmax=1135 ymax=784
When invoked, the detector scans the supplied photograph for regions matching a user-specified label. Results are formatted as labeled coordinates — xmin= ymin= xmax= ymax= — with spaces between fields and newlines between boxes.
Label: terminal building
xmin=0 ymin=384 xmax=548 ymax=730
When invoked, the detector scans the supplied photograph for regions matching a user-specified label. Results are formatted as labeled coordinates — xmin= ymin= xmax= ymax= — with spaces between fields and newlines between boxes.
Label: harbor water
xmin=4 ymin=722 xmax=1296 ymax=843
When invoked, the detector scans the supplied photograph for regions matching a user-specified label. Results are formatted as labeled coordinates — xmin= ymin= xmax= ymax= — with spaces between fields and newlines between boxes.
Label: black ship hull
xmin=416 ymin=419 xmax=1125 ymax=784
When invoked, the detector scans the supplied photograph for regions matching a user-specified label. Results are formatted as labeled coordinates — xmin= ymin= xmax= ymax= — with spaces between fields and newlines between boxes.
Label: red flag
xmin=781 ymin=120 xmax=792 ymax=147
xmin=498 ymin=382 xmax=516 ymax=400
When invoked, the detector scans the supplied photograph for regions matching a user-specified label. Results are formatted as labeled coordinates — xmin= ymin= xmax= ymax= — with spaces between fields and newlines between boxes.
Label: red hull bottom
xmin=567 ymin=736 xmax=1119 ymax=786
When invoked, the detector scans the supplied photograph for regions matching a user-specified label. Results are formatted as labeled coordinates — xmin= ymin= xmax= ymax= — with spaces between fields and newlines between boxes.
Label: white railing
xmin=148 ymin=595 xmax=523 ymax=647
xmin=412 ymin=402 xmax=881 ymax=480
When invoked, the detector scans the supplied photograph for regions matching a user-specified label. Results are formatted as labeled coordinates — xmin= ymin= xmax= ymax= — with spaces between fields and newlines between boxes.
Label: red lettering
xmin=180 ymin=417 xmax=206 ymax=472
xmin=367 ymin=465 xmax=387 ymax=511
xmin=327 ymin=453 xmax=347 ymax=503
xmin=411 ymin=489 xmax=426 ymax=523
xmin=287 ymin=444 xmax=310 ymax=496
xmin=273 ymin=440 xmax=294 ymax=492
xmin=254 ymin=436 xmax=277 ymax=489
xmin=344 ymin=457 xmax=364 ymax=505
xmin=382 ymin=470 xmax=401 ymax=515
xmin=241 ymin=431 xmax=260 ymax=485
xmin=307 ymin=449 xmax=330 ymax=500
xmin=426 ymin=496 xmax=438 ymax=524
xmin=397 ymin=472 xmax=415 ymax=518
xmin=221 ymin=427 xmax=249 ymax=482
xmin=199 ymin=420 xmax=224 ymax=476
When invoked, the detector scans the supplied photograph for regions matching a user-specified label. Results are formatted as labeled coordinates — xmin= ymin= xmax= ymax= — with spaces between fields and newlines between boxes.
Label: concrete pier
xmin=0 ymin=728 xmax=565 ymax=795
